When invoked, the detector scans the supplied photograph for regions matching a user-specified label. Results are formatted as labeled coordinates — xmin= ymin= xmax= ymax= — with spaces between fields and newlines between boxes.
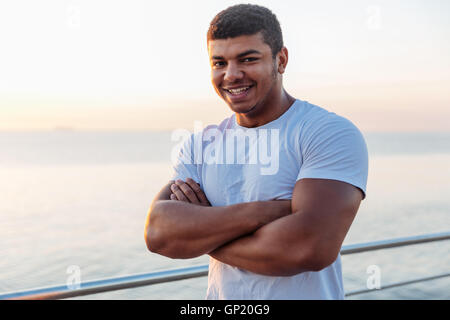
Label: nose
xmin=224 ymin=62 xmax=244 ymax=83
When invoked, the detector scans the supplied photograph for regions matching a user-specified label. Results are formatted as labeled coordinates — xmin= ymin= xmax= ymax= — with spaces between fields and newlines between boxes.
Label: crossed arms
xmin=144 ymin=177 xmax=363 ymax=276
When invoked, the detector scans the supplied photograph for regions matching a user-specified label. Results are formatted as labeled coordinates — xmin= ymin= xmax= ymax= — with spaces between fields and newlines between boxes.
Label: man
xmin=144 ymin=4 xmax=368 ymax=299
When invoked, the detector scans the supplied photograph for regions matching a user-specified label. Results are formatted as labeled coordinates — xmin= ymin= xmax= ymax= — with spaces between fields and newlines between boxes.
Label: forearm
xmin=209 ymin=213 xmax=321 ymax=276
xmin=145 ymin=199 xmax=291 ymax=259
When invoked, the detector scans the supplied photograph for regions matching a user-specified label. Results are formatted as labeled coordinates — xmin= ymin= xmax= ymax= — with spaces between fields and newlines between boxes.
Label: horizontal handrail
xmin=340 ymin=231 xmax=450 ymax=254
xmin=0 ymin=265 xmax=209 ymax=300
xmin=345 ymin=272 xmax=450 ymax=297
xmin=1 ymin=231 xmax=449 ymax=300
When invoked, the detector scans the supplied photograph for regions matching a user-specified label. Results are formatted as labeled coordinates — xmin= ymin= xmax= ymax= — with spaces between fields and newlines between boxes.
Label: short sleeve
xmin=297 ymin=116 xmax=369 ymax=199
xmin=171 ymin=132 xmax=202 ymax=186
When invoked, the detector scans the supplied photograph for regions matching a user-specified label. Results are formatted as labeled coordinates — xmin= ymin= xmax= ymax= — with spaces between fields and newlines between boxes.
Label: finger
xmin=170 ymin=193 xmax=177 ymax=201
xmin=175 ymin=180 xmax=200 ymax=204
xmin=185 ymin=178 xmax=210 ymax=205
xmin=170 ymin=183 xmax=188 ymax=202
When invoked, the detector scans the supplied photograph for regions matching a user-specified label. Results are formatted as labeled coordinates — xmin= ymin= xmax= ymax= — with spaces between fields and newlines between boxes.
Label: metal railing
xmin=1 ymin=231 xmax=449 ymax=300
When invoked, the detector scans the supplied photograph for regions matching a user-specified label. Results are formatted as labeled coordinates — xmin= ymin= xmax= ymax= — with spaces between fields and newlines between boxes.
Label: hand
xmin=170 ymin=178 xmax=211 ymax=206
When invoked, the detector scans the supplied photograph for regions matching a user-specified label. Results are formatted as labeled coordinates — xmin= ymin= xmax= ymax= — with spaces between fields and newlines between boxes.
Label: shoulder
xmin=293 ymin=101 xmax=369 ymax=198
xmin=292 ymin=100 xmax=365 ymax=145
xmin=292 ymin=100 xmax=356 ymax=131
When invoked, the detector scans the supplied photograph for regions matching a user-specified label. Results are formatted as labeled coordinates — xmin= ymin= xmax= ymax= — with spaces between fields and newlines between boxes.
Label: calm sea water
xmin=0 ymin=131 xmax=449 ymax=299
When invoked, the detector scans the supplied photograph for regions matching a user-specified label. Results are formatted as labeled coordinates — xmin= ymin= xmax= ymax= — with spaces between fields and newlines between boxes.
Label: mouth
xmin=222 ymin=85 xmax=254 ymax=101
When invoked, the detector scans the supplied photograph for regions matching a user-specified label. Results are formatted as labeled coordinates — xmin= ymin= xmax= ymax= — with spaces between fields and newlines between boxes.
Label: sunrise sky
xmin=1 ymin=0 xmax=449 ymax=132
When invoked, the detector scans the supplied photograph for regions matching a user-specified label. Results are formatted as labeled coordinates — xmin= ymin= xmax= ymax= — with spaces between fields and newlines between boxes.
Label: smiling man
xmin=144 ymin=4 xmax=368 ymax=299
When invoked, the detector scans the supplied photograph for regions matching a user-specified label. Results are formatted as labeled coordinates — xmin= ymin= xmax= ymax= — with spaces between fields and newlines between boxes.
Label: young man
xmin=144 ymin=4 xmax=368 ymax=299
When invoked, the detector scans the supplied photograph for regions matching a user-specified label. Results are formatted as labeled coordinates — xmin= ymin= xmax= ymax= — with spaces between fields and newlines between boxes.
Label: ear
xmin=277 ymin=47 xmax=289 ymax=74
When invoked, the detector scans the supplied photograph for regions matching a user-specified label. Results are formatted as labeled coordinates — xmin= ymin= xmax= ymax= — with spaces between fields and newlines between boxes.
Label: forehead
xmin=208 ymin=33 xmax=271 ymax=59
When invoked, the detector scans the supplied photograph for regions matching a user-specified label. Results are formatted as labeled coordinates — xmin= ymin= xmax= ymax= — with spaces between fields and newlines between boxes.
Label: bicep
xmin=291 ymin=178 xmax=363 ymax=260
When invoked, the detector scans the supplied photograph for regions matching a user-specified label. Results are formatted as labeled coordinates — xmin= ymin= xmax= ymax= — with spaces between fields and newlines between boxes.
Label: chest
xmin=200 ymin=137 xmax=302 ymax=206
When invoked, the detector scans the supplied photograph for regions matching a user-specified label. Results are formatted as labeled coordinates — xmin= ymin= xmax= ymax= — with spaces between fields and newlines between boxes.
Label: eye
xmin=242 ymin=57 xmax=258 ymax=63
xmin=212 ymin=61 xmax=226 ymax=68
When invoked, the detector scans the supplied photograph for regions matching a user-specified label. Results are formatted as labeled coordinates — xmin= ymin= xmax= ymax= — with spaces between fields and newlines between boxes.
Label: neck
xmin=236 ymin=86 xmax=295 ymax=128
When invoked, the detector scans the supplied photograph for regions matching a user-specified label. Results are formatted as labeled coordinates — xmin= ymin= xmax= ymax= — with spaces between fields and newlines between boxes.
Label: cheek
xmin=249 ymin=64 xmax=272 ymax=84
xmin=211 ymin=73 xmax=224 ymax=96
xmin=259 ymin=64 xmax=277 ymax=87
xmin=252 ymin=72 xmax=271 ymax=92
xmin=211 ymin=72 xmax=222 ymax=88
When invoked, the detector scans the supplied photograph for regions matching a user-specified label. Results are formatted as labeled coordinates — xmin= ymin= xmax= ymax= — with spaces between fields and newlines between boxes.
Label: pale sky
xmin=1 ymin=0 xmax=449 ymax=132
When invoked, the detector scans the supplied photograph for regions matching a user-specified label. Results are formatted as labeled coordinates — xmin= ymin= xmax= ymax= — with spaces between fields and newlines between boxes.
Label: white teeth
xmin=228 ymin=87 xmax=250 ymax=94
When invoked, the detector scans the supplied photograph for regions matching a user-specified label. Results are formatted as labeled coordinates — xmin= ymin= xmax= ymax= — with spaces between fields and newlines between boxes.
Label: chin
xmin=225 ymin=100 xmax=256 ymax=114
xmin=230 ymin=105 xmax=255 ymax=115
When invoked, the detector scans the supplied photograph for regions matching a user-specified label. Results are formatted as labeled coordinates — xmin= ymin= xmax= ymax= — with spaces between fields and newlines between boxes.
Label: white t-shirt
xmin=171 ymin=99 xmax=369 ymax=299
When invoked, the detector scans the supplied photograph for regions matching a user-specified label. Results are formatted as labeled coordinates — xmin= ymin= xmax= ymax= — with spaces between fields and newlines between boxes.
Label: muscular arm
xmin=209 ymin=179 xmax=363 ymax=276
xmin=144 ymin=179 xmax=291 ymax=259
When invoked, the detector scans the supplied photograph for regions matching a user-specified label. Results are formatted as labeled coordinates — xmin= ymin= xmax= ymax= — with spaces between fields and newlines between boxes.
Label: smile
xmin=223 ymin=85 xmax=254 ymax=99
xmin=226 ymin=86 xmax=251 ymax=94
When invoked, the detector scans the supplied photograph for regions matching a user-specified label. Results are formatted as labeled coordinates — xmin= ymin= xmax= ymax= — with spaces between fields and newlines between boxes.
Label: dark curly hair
xmin=207 ymin=4 xmax=284 ymax=59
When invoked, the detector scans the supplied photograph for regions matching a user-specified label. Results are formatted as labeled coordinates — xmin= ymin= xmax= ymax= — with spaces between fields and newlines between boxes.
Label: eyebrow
xmin=212 ymin=49 xmax=262 ymax=60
